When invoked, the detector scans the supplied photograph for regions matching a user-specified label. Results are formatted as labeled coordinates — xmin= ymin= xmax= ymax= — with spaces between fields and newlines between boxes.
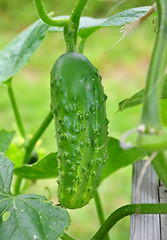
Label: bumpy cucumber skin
xmin=50 ymin=52 xmax=108 ymax=209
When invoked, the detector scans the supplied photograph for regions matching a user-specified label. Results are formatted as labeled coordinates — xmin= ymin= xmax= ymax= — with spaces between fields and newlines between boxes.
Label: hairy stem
xmin=91 ymin=203 xmax=167 ymax=240
xmin=71 ymin=0 xmax=89 ymax=24
xmin=14 ymin=111 xmax=53 ymax=195
xmin=6 ymin=78 xmax=26 ymax=140
xmin=63 ymin=26 xmax=77 ymax=52
xmin=94 ymin=191 xmax=110 ymax=240
xmin=64 ymin=0 xmax=89 ymax=52
xmin=70 ymin=0 xmax=89 ymax=46
xmin=78 ymin=37 xmax=86 ymax=53
xmin=34 ymin=0 xmax=69 ymax=26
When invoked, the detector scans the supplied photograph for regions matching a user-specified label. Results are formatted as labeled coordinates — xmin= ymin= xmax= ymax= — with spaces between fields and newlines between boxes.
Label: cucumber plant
xmin=0 ymin=0 xmax=167 ymax=239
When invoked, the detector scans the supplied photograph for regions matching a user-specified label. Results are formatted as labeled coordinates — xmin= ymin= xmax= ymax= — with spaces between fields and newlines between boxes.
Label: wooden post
xmin=130 ymin=160 xmax=167 ymax=240
xmin=159 ymin=185 xmax=167 ymax=239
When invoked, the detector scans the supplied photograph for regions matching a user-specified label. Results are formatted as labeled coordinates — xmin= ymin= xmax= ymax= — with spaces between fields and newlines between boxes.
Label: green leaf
xmin=118 ymin=89 xmax=144 ymax=111
xmin=0 ymin=129 xmax=15 ymax=153
xmin=14 ymin=139 xmax=146 ymax=181
xmin=0 ymin=153 xmax=70 ymax=240
xmin=6 ymin=143 xmax=25 ymax=168
xmin=0 ymin=20 xmax=49 ymax=84
xmin=118 ymin=74 xmax=167 ymax=111
xmin=14 ymin=152 xmax=59 ymax=179
xmin=49 ymin=6 xmax=152 ymax=38
xmin=79 ymin=6 xmax=152 ymax=38
xmin=101 ymin=137 xmax=146 ymax=180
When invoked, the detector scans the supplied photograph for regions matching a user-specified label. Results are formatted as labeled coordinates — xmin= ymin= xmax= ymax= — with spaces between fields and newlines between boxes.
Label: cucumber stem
xmin=34 ymin=0 xmax=89 ymax=52
xmin=64 ymin=0 xmax=89 ymax=52
xmin=71 ymin=0 xmax=89 ymax=25
xmin=6 ymin=78 xmax=27 ymax=140
xmin=78 ymin=37 xmax=86 ymax=53
xmin=23 ymin=111 xmax=53 ymax=164
xmin=94 ymin=191 xmax=110 ymax=240
xmin=70 ymin=0 xmax=89 ymax=47
xmin=14 ymin=111 xmax=53 ymax=195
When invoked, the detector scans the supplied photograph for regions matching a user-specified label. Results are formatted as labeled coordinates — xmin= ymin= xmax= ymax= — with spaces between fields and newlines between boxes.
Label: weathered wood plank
xmin=130 ymin=160 xmax=161 ymax=240
xmin=159 ymin=185 xmax=167 ymax=240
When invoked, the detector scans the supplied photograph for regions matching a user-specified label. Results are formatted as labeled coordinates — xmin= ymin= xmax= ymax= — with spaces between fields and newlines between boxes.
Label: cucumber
xmin=50 ymin=52 xmax=108 ymax=209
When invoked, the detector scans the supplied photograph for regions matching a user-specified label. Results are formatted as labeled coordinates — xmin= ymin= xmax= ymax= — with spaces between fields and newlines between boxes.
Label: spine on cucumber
xmin=50 ymin=52 xmax=108 ymax=209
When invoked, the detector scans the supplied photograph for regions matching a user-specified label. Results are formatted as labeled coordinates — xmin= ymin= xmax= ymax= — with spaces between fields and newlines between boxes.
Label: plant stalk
xmin=71 ymin=0 xmax=89 ymax=25
xmin=6 ymin=78 xmax=26 ymax=140
xmin=64 ymin=0 xmax=89 ymax=52
xmin=78 ymin=37 xmax=86 ymax=53
xmin=23 ymin=111 xmax=53 ymax=164
xmin=94 ymin=191 xmax=110 ymax=240
xmin=91 ymin=203 xmax=167 ymax=240
xmin=14 ymin=111 xmax=53 ymax=195
xmin=34 ymin=0 xmax=69 ymax=26
xmin=70 ymin=0 xmax=89 ymax=46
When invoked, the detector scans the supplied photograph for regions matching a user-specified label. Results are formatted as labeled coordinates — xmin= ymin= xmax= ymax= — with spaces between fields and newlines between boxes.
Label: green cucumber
xmin=50 ymin=52 xmax=108 ymax=209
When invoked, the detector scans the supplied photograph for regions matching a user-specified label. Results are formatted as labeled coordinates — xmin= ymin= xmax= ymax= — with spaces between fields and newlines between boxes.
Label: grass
xmin=0 ymin=2 xmax=156 ymax=239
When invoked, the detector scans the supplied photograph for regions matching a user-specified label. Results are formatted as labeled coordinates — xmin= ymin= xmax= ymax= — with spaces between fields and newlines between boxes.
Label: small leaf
xmin=101 ymin=137 xmax=146 ymax=180
xmin=14 ymin=152 xmax=59 ymax=179
xmin=0 ymin=153 xmax=70 ymax=240
xmin=49 ymin=6 xmax=152 ymax=38
xmin=118 ymin=89 xmax=144 ymax=111
xmin=0 ymin=129 xmax=15 ymax=153
xmin=0 ymin=20 xmax=49 ymax=84
xmin=118 ymin=74 xmax=167 ymax=111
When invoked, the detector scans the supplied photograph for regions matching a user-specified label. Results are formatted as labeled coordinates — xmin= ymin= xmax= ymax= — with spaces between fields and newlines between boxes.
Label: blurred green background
xmin=0 ymin=0 xmax=156 ymax=239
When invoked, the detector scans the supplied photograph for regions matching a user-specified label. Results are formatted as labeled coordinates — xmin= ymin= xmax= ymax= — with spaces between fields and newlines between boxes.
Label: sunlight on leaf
xmin=0 ymin=20 xmax=49 ymax=84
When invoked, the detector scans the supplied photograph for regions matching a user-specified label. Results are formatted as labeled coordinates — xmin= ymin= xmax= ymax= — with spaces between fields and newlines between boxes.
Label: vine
xmin=34 ymin=0 xmax=69 ymax=26
xmin=1 ymin=0 xmax=167 ymax=239
xmin=6 ymin=78 xmax=27 ymax=140
xmin=34 ymin=0 xmax=89 ymax=52
xmin=91 ymin=203 xmax=167 ymax=240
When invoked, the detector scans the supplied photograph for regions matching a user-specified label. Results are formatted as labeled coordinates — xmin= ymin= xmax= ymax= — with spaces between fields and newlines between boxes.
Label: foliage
xmin=0 ymin=153 xmax=70 ymax=240
xmin=0 ymin=0 xmax=167 ymax=239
